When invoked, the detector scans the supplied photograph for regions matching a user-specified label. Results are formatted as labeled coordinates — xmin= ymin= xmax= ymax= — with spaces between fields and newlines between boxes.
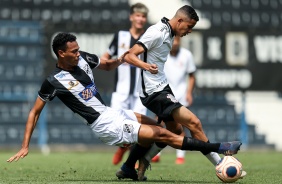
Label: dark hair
xmin=130 ymin=3 xmax=149 ymax=16
xmin=52 ymin=32 xmax=76 ymax=57
xmin=178 ymin=5 xmax=199 ymax=21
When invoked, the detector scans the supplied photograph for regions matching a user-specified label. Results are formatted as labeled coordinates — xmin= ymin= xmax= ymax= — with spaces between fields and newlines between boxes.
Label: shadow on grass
xmin=61 ymin=179 xmax=220 ymax=183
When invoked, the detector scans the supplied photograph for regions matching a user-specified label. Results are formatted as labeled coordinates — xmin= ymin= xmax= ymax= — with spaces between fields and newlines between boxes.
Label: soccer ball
xmin=215 ymin=156 xmax=242 ymax=183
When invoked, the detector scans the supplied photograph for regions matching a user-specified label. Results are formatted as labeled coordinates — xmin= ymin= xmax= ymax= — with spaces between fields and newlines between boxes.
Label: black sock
xmin=181 ymin=137 xmax=220 ymax=153
xmin=124 ymin=144 xmax=151 ymax=169
xmin=201 ymin=140 xmax=211 ymax=155
xmin=155 ymin=142 xmax=167 ymax=148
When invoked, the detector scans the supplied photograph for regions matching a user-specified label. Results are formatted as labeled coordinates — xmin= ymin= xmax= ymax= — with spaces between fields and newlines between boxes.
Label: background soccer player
xmin=101 ymin=2 xmax=149 ymax=165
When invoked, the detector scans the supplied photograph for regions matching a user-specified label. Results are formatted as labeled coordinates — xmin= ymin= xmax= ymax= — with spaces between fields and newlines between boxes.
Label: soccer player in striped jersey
xmin=101 ymin=2 xmax=149 ymax=165
xmin=7 ymin=33 xmax=242 ymax=181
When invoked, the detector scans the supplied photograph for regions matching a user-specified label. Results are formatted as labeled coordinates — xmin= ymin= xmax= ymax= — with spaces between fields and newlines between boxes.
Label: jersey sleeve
xmin=107 ymin=32 xmax=118 ymax=56
xmin=79 ymin=51 xmax=100 ymax=69
xmin=38 ymin=79 xmax=56 ymax=102
xmin=137 ymin=27 xmax=163 ymax=51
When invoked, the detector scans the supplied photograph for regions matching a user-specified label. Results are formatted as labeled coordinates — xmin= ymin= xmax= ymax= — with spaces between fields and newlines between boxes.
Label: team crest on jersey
xmin=167 ymin=94 xmax=178 ymax=103
xmin=78 ymin=83 xmax=97 ymax=101
xmin=123 ymin=124 xmax=134 ymax=133
xmin=119 ymin=43 xmax=129 ymax=50
xmin=67 ymin=81 xmax=79 ymax=90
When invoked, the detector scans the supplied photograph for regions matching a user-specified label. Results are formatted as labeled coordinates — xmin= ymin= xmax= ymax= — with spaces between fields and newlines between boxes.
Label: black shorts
xmin=140 ymin=85 xmax=182 ymax=122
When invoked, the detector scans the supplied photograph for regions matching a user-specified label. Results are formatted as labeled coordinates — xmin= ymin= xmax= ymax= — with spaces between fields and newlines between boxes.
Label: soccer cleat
xmin=151 ymin=155 xmax=160 ymax=163
xmin=175 ymin=157 xmax=185 ymax=164
xmin=218 ymin=141 xmax=242 ymax=155
xmin=239 ymin=170 xmax=247 ymax=179
xmin=112 ymin=147 xmax=128 ymax=165
xmin=116 ymin=163 xmax=147 ymax=181
xmin=137 ymin=157 xmax=151 ymax=181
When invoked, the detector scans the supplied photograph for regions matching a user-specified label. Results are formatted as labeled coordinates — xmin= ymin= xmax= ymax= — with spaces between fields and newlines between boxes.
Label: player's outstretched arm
xmin=7 ymin=97 xmax=46 ymax=163
xmin=124 ymin=44 xmax=158 ymax=74
xmin=97 ymin=51 xmax=128 ymax=71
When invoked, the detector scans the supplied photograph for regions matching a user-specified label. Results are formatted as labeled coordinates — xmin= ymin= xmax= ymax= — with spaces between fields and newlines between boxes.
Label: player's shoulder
xmin=179 ymin=47 xmax=193 ymax=56
xmin=112 ymin=30 xmax=129 ymax=38
xmin=145 ymin=23 xmax=165 ymax=39
xmin=79 ymin=51 xmax=99 ymax=68
xmin=79 ymin=50 xmax=98 ymax=58
xmin=152 ymin=21 xmax=168 ymax=33
xmin=117 ymin=30 xmax=131 ymax=38
xmin=118 ymin=30 xmax=130 ymax=34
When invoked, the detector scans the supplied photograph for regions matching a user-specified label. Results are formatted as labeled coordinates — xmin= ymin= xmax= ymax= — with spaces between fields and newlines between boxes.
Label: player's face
xmin=63 ymin=41 xmax=80 ymax=66
xmin=176 ymin=18 xmax=197 ymax=37
xmin=130 ymin=12 xmax=147 ymax=30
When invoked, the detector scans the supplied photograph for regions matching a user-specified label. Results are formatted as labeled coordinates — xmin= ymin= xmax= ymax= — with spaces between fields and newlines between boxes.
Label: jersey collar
xmin=161 ymin=17 xmax=175 ymax=38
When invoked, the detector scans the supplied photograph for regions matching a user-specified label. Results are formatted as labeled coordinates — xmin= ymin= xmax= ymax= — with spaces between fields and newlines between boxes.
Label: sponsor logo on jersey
xmin=78 ymin=83 xmax=97 ymax=101
xmin=119 ymin=43 xmax=130 ymax=50
xmin=156 ymin=79 xmax=167 ymax=88
xmin=123 ymin=124 xmax=134 ymax=133
xmin=83 ymin=64 xmax=92 ymax=75
xmin=55 ymin=72 xmax=65 ymax=79
xmin=67 ymin=81 xmax=79 ymax=90
xmin=167 ymin=94 xmax=178 ymax=103
xmin=160 ymin=25 xmax=168 ymax=32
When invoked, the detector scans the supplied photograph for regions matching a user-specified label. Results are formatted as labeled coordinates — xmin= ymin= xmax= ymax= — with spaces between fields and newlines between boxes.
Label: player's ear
xmin=129 ymin=14 xmax=133 ymax=22
xmin=177 ymin=18 xmax=184 ymax=24
xmin=58 ymin=50 xmax=65 ymax=58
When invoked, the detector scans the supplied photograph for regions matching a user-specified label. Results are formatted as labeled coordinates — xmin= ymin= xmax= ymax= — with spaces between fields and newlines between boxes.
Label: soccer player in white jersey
xmin=120 ymin=5 xmax=246 ymax=180
xmin=151 ymin=35 xmax=196 ymax=164
xmin=101 ymin=3 xmax=149 ymax=165
xmin=7 ymin=33 xmax=242 ymax=181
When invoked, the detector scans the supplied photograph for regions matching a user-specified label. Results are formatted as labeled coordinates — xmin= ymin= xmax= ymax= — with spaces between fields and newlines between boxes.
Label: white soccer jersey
xmin=164 ymin=48 xmax=196 ymax=106
xmin=136 ymin=17 xmax=174 ymax=97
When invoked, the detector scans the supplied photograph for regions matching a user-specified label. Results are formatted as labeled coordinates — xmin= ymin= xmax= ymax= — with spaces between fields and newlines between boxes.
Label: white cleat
xmin=240 ymin=170 xmax=247 ymax=179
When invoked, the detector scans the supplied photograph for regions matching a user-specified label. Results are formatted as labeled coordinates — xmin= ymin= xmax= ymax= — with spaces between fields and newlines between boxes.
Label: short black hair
xmin=52 ymin=32 xmax=76 ymax=58
xmin=130 ymin=3 xmax=149 ymax=16
xmin=178 ymin=5 xmax=199 ymax=21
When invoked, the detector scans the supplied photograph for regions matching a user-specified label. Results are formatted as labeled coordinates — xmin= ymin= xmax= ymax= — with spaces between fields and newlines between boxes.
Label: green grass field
xmin=1 ymin=149 xmax=282 ymax=184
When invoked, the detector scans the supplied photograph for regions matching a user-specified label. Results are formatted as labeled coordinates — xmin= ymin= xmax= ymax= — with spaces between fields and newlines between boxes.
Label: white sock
xmin=144 ymin=143 xmax=163 ymax=161
xmin=176 ymin=149 xmax=185 ymax=158
xmin=205 ymin=152 xmax=221 ymax=165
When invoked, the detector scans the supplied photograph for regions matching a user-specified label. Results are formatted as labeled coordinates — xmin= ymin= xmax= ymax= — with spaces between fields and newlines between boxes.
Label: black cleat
xmin=116 ymin=163 xmax=147 ymax=181
xmin=218 ymin=141 xmax=242 ymax=155
xmin=137 ymin=157 xmax=151 ymax=181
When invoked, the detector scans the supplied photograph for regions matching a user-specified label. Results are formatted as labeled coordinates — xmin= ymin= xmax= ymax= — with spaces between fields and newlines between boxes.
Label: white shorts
xmin=89 ymin=107 xmax=141 ymax=147
xmin=111 ymin=92 xmax=147 ymax=115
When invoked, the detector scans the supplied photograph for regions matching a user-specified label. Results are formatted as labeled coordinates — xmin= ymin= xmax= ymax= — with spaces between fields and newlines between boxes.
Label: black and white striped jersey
xmin=38 ymin=51 xmax=106 ymax=124
xmin=107 ymin=30 xmax=142 ymax=97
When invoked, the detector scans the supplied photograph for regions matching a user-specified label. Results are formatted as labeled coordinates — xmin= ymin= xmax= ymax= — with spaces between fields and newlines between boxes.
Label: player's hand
xmin=7 ymin=147 xmax=29 ymax=163
xmin=118 ymin=51 xmax=129 ymax=63
xmin=148 ymin=64 xmax=158 ymax=74
xmin=186 ymin=93 xmax=193 ymax=106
